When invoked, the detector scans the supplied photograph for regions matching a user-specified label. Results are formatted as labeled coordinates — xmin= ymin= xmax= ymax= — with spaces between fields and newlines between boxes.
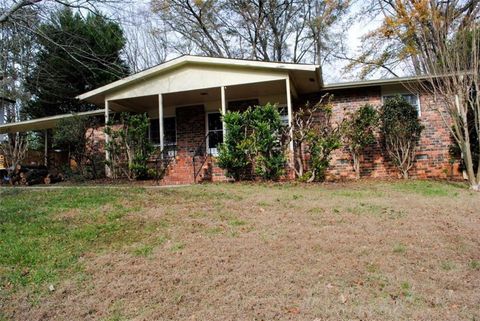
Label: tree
xmin=54 ymin=115 xmax=102 ymax=179
xmin=24 ymin=8 xmax=129 ymax=118
xmin=346 ymin=0 xmax=479 ymax=79
xmin=105 ymin=113 xmax=154 ymax=180
xmin=342 ymin=104 xmax=378 ymax=179
xmin=0 ymin=0 xmax=126 ymax=24
xmin=381 ymin=95 xmax=423 ymax=179
xmin=149 ymin=0 xmax=349 ymax=64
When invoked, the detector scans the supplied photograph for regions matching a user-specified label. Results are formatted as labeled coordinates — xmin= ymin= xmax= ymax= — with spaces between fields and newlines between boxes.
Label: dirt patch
xmin=2 ymin=181 xmax=480 ymax=320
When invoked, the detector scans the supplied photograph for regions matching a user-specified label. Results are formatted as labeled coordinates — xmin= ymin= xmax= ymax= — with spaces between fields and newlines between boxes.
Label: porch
xmin=104 ymin=79 xmax=295 ymax=183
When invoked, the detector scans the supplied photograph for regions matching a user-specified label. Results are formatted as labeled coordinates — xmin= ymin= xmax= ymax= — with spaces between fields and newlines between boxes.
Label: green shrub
xmin=342 ymin=104 xmax=379 ymax=179
xmin=381 ymin=95 xmax=423 ymax=179
xmin=105 ymin=113 xmax=154 ymax=180
xmin=218 ymin=103 xmax=287 ymax=180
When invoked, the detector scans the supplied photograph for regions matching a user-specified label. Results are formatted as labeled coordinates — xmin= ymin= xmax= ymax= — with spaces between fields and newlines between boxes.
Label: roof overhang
xmin=0 ymin=109 xmax=105 ymax=134
xmin=77 ymin=55 xmax=322 ymax=104
xmin=322 ymin=75 xmax=430 ymax=91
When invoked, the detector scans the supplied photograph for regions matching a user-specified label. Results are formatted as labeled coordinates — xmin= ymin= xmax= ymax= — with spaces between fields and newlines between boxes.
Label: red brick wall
xmin=296 ymin=86 xmax=461 ymax=180
xmin=176 ymin=105 xmax=206 ymax=157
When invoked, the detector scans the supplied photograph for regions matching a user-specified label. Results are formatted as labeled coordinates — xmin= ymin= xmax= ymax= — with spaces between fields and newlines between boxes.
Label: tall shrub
xmin=381 ymin=95 xmax=423 ymax=179
xmin=54 ymin=115 xmax=102 ymax=179
xmin=105 ymin=113 xmax=154 ymax=180
xmin=217 ymin=111 xmax=251 ymax=180
xmin=218 ymin=103 xmax=287 ymax=180
xmin=290 ymin=98 xmax=342 ymax=182
xmin=248 ymin=104 xmax=286 ymax=180
xmin=342 ymin=104 xmax=379 ymax=179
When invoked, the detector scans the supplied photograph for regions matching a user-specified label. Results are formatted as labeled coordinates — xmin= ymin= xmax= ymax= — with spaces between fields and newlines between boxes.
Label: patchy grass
xmin=1 ymin=180 xmax=479 ymax=321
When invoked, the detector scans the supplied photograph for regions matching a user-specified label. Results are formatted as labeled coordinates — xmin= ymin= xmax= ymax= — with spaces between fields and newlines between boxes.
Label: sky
xmin=99 ymin=1 xmax=382 ymax=84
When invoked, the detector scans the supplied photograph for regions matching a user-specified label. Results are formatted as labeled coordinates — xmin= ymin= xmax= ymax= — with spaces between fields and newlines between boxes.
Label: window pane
xmin=383 ymin=94 xmax=420 ymax=113
xmin=278 ymin=106 xmax=289 ymax=125
xmin=150 ymin=119 xmax=160 ymax=144
xmin=164 ymin=117 xmax=176 ymax=145
xmin=208 ymin=113 xmax=223 ymax=131
xmin=208 ymin=131 xmax=223 ymax=149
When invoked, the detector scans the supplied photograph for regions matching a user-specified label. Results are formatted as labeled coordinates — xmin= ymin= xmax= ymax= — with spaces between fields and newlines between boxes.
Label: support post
xmin=159 ymin=94 xmax=164 ymax=152
xmin=221 ymin=86 xmax=226 ymax=138
xmin=104 ymin=100 xmax=112 ymax=178
xmin=286 ymin=77 xmax=294 ymax=152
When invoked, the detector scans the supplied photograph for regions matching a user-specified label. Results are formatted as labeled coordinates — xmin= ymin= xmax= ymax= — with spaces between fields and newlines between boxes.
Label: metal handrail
xmin=154 ymin=146 xmax=177 ymax=184
xmin=193 ymin=133 xmax=210 ymax=183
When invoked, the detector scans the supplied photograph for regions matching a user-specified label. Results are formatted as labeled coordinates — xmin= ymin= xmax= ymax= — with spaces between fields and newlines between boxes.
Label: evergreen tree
xmin=25 ymin=8 xmax=129 ymax=118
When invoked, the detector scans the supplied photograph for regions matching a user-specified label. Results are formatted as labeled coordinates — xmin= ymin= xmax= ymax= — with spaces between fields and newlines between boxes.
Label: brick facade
xmin=92 ymin=86 xmax=461 ymax=184
xmin=297 ymin=86 xmax=461 ymax=180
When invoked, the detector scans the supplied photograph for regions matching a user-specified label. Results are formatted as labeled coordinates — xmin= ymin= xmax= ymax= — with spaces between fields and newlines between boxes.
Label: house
xmin=0 ymin=55 xmax=459 ymax=183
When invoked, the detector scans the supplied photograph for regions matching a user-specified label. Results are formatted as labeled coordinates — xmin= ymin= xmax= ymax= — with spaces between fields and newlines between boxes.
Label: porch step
xmin=160 ymin=155 xmax=229 ymax=184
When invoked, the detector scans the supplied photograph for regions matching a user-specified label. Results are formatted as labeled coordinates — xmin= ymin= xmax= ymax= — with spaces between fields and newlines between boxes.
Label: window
xmin=277 ymin=105 xmax=289 ymax=125
xmin=149 ymin=119 xmax=160 ymax=145
xmin=207 ymin=112 xmax=223 ymax=155
xmin=383 ymin=93 xmax=421 ymax=116
xmin=149 ymin=117 xmax=177 ymax=153
xmin=163 ymin=117 xmax=176 ymax=147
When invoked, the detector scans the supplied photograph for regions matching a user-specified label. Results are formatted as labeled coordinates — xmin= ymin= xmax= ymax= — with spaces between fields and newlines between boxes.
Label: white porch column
xmin=286 ymin=77 xmax=294 ymax=152
xmin=158 ymin=94 xmax=164 ymax=151
xmin=104 ymin=100 xmax=112 ymax=178
xmin=221 ymin=86 xmax=226 ymax=137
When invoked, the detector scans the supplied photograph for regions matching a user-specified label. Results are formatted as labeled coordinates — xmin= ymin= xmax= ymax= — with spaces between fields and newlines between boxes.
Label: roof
xmin=323 ymin=75 xmax=429 ymax=90
xmin=0 ymin=109 xmax=105 ymax=134
xmin=77 ymin=55 xmax=322 ymax=102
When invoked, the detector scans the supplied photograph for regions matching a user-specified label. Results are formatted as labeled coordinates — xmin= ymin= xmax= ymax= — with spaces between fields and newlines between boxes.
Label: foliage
xmin=54 ymin=115 xmax=102 ymax=179
xmin=304 ymin=103 xmax=342 ymax=182
xmin=348 ymin=2 xmax=479 ymax=189
xmin=248 ymin=104 xmax=287 ymax=180
xmin=290 ymin=98 xmax=342 ymax=182
xmin=341 ymin=104 xmax=379 ymax=179
xmin=380 ymin=95 xmax=423 ymax=179
xmin=348 ymin=1 xmax=478 ymax=78
xmin=105 ymin=113 xmax=154 ymax=180
xmin=217 ymin=111 xmax=251 ymax=180
xmin=218 ymin=103 xmax=287 ymax=180
xmin=24 ymin=8 xmax=129 ymax=119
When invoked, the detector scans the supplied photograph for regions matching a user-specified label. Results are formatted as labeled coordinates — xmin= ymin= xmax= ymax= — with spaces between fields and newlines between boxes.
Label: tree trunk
xmin=353 ymin=153 xmax=360 ymax=180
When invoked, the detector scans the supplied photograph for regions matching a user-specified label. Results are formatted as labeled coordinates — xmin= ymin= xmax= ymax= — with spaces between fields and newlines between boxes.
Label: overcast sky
xmin=102 ymin=1 xmax=382 ymax=84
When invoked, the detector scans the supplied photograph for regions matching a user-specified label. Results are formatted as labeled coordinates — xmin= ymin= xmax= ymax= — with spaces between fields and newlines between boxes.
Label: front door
xmin=207 ymin=112 xmax=223 ymax=156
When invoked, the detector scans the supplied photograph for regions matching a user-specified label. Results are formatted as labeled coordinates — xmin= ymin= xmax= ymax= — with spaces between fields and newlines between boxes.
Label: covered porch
xmin=105 ymin=79 xmax=295 ymax=158
xmin=77 ymin=56 xmax=322 ymax=181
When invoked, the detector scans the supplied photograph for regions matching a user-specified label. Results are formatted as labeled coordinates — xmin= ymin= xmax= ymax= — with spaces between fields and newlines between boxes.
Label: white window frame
xmin=206 ymin=111 xmax=223 ymax=156
xmin=382 ymin=93 xmax=422 ymax=117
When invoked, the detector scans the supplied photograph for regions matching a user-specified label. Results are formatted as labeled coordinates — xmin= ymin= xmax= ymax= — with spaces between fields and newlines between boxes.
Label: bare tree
xmin=149 ymin=0 xmax=350 ymax=64
xmin=345 ymin=0 xmax=479 ymax=79
xmin=365 ymin=0 xmax=479 ymax=189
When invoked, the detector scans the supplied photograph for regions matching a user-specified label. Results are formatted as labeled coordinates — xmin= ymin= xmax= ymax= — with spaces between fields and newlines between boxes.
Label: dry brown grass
xmin=2 ymin=180 xmax=480 ymax=321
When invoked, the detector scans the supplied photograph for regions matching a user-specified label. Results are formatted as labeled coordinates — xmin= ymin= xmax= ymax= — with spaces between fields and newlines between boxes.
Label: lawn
xmin=1 ymin=181 xmax=479 ymax=321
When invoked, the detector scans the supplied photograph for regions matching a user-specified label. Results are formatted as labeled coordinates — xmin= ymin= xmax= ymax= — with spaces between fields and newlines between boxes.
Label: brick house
xmin=0 ymin=56 xmax=461 ymax=183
